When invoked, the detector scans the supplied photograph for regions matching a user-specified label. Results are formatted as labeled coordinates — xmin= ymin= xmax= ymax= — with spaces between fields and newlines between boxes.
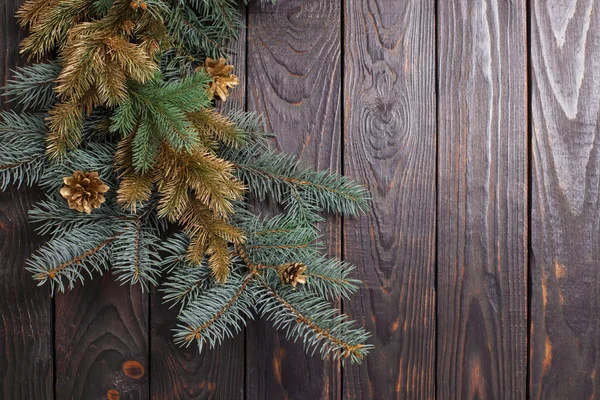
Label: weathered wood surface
xmin=0 ymin=0 xmax=53 ymax=399
xmin=150 ymin=5 xmax=247 ymax=400
xmin=2 ymin=0 xmax=600 ymax=399
xmin=55 ymin=278 xmax=148 ymax=399
xmin=0 ymin=186 xmax=52 ymax=400
xmin=437 ymin=1 xmax=528 ymax=399
xmin=343 ymin=0 xmax=436 ymax=398
xmin=529 ymin=0 xmax=600 ymax=398
xmin=246 ymin=1 xmax=342 ymax=398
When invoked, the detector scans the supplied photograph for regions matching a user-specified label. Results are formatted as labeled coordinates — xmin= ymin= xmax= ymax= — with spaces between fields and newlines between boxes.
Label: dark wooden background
xmin=1 ymin=0 xmax=598 ymax=399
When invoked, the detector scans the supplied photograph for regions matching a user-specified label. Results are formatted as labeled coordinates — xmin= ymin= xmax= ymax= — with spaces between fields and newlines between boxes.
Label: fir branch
xmin=46 ymin=100 xmax=85 ymax=158
xmin=3 ymin=63 xmax=61 ymax=110
xmin=29 ymin=193 xmax=118 ymax=238
xmin=256 ymin=275 xmax=372 ymax=364
xmin=167 ymin=2 xmax=236 ymax=59
xmin=19 ymin=0 xmax=95 ymax=59
xmin=111 ymin=72 xmax=212 ymax=172
xmin=3 ymin=0 xmax=375 ymax=365
xmin=232 ymin=149 xmax=370 ymax=217
xmin=178 ymin=199 xmax=245 ymax=281
xmin=0 ymin=112 xmax=47 ymax=189
xmin=162 ymin=263 xmax=213 ymax=308
xmin=173 ymin=267 xmax=256 ymax=352
xmin=40 ymin=141 xmax=117 ymax=191
xmin=27 ymin=225 xmax=119 ymax=293
xmin=112 ymin=218 xmax=163 ymax=290
xmin=188 ymin=108 xmax=246 ymax=148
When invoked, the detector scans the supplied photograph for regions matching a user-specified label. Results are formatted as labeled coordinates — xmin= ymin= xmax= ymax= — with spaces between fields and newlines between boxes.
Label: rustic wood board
xmin=246 ymin=0 xmax=342 ymax=399
xmin=437 ymin=1 xmax=528 ymax=398
xmin=0 ymin=0 xmax=53 ymax=398
xmin=343 ymin=0 xmax=437 ymax=398
xmin=149 ymin=5 xmax=248 ymax=400
xmin=0 ymin=185 xmax=52 ymax=400
xmin=55 ymin=277 xmax=148 ymax=399
xmin=529 ymin=0 xmax=600 ymax=398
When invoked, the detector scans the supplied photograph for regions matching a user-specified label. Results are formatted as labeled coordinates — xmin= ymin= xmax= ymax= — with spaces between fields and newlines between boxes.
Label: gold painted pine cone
xmin=60 ymin=171 xmax=109 ymax=214
xmin=203 ymin=57 xmax=240 ymax=101
xmin=278 ymin=262 xmax=308 ymax=288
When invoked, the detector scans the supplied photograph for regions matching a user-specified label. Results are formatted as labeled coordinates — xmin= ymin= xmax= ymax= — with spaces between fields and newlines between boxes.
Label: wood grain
xmin=0 ymin=0 xmax=53 ymax=398
xmin=246 ymin=1 xmax=342 ymax=399
xmin=437 ymin=1 xmax=528 ymax=398
xmin=529 ymin=0 xmax=600 ymax=398
xmin=343 ymin=0 xmax=436 ymax=398
xmin=54 ymin=275 xmax=148 ymax=399
xmin=149 ymin=5 xmax=247 ymax=400
xmin=0 ymin=186 xmax=53 ymax=400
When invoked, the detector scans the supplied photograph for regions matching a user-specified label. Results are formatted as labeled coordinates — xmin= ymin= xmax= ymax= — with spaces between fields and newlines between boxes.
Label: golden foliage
xmin=16 ymin=0 xmax=60 ymax=29
xmin=155 ymin=143 xmax=245 ymax=220
xmin=20 ymin=0 xmax=249 ymax=283
xmin=179 ymin=200 xmax=245 ymax=282
xmin=115 ymin=133 xmax=247 ymax=282
xmin=19 ymin=0 xmax=169 ymax=158
xmin=46 ymin=100 xmax=85 ymax=158
xmin=188 ymin=109 xmax=245 ymax=148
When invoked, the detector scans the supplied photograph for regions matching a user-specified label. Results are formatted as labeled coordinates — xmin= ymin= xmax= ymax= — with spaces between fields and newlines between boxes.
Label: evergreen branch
xmin=3 ymin=63 xmax=61 ymax=109
xmin=181 ymin=268 xmax=255 ymax=341
xmin=173 ymin=266 xmax=256 ymax=352
xmin=0 ymin=112 xmax=47 ymax=189
xmin=40 ymin=141 xmax=117 ymax=192
xmin=27 ymin=225 xmax=120 ymax=294
xmin=112 ymin=218 xmax=163 ymax=290
xmin=3 ymin=0 xmax=375 ymax=365
xmin=29 ymin=193 xmax=118 ymax=238
xmin=256 ymin=275 xmax=372 ymax=364
xmin=160 ymin=233 xmax=214 ymax=307
xmin=42 ymin=235 xmax=119 ymax=278
xmin=233 ymin=154 xmax=369 ymax=216
xmin=46 ymin=100 xmax=85 ymax=158
xmin=162 ymin=264 xmax=213 ymax=307
xmin=19 ymin=0 xmax=96 ymax=59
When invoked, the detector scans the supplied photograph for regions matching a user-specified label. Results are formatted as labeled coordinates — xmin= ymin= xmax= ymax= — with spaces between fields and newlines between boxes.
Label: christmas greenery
xmin=0 ymin=0 xmax=372 ymax=363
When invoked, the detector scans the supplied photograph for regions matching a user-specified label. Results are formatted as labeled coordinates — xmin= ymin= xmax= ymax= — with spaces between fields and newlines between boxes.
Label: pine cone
xmin=278 ymin=262 xmax=308 ymax=288
xmin=60 ymin=171 xmax=109 ymax=214
xmin=203 ymin=57 xmax=240 ymax=101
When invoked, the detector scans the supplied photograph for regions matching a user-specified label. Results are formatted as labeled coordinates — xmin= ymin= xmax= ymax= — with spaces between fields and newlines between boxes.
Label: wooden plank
xmin=437 ymin=1 xmax=528 ymax=398
xmin=149 ymin=5 xmax=247 ymax=400
xmin=55 ymin=278 xmax=148 ymax=399
xmin=342 ymin=0 xmax=436 ymax=398
xmin=0 ymin=1 xmax=54 ymax=398
xmin=0 ymin=187 xmax=53 ymax=400
xmin=246 ymin=1 xmax=342 ymax=398
xmin=529 ymin=1 xmax=600 ymax=398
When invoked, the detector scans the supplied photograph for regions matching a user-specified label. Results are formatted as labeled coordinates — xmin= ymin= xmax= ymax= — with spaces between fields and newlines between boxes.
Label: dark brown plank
xmin=0 ymin=1 xmax=53 ymax=398
xmin=246 ymin=1 xmax=342 ymax=399
xmin=55 ymin=277 xmax=148 ymax=399
xmin=529 ymin=1 xmax=600 ymax=398
xmin=437 ymin=1 xmax=528 ymax=398
xmin=149 ymin=5 xmax=247 ymax=400
xmin=342 ymin=0 xmax=436 ymax=398
xmin=0 ymin=187 xmax=53 ymax=400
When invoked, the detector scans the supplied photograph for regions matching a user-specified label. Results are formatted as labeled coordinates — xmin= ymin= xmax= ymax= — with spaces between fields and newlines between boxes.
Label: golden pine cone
xmin=60 ymin=171 xmax=109 ymax=214
xmin=277 ymin=262 xmax=308 ymax=288
xmin=203 ymin=57 xmax=240 ymax=101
